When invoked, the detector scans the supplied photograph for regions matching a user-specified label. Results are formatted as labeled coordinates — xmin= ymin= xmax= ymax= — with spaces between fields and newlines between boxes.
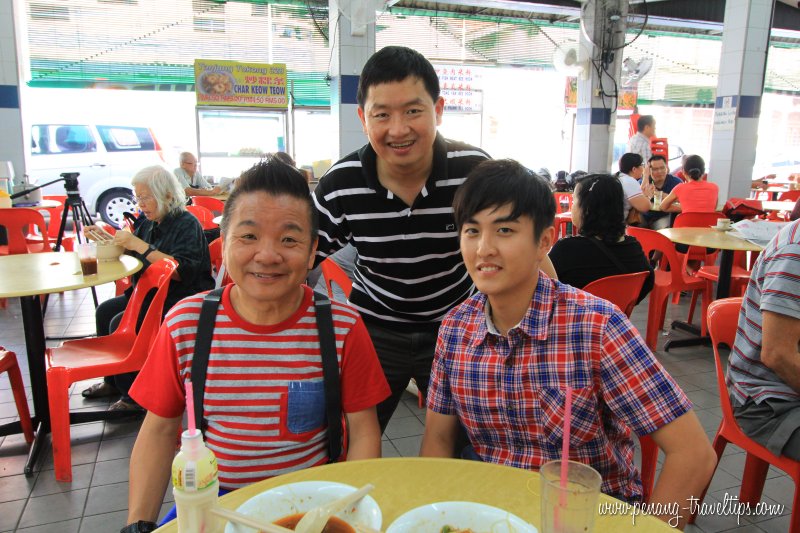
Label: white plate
xmin=386 ymin=501 xmax=537 ymax=533
xmin=224 ymin=481 xmax=382 ymax=533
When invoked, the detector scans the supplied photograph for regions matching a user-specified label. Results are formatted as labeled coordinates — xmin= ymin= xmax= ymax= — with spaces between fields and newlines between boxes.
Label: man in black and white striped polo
xmin=314 ymin=46 xmax=556 ymax=434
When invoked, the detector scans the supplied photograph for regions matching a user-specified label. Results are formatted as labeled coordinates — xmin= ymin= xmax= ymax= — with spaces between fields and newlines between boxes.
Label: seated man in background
xmin=617 ymin=152 xmax=653 ymax=223
xmin=421 ymin=159 xmax=716 ymax=528
xmin=639 ymin=155 xmax=682 ymax=231
xmin=727 ymin=218 xmax=800 ymax=460
xmin=122 ymin=157 xmax=389 ymax=533
xmin=174 ymin=151 xmax=221 ymax=197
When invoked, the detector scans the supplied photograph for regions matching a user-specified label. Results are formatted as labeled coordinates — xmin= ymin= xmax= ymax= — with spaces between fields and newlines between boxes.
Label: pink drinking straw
xmin=185 ymin=380 xmax=197 ymax=436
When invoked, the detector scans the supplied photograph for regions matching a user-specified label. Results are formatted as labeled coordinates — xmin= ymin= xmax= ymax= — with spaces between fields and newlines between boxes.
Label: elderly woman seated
xmin=120 ymin=156 xmax=388 ymax=532
xmin=81 ymin=165 xmax=214 ymax=411
xmin=549 ymin=173 xmax=654 ymax=303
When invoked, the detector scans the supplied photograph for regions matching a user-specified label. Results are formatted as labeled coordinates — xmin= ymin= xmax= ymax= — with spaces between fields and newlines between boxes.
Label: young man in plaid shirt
xmin=421 ymin=160 xmax=716 ymax=528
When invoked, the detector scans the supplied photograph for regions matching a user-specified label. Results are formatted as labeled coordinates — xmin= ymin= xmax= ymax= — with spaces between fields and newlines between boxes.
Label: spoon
xmin=294 ymin=483 xmax=375 ymax=533
xmin=210 ymin=506 xmax=294 ymax=533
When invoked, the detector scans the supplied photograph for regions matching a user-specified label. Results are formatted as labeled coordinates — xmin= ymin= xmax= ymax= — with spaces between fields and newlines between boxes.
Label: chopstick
xmin=86 ymin=228 xmax=114 ymax=243
xmin=210 ymin=506 xmax=294 ymax=533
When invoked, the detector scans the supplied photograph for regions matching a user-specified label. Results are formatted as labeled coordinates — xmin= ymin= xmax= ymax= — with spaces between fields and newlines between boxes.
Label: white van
xmin=28 ymin=124 xmax=165 ymax=227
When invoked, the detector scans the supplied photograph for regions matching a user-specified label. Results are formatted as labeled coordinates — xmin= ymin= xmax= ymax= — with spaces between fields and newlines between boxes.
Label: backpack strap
xmin=190 ymin=287 xmax=343 ymax=463
xmin=190 ymin=287 xmax=224 ymax=434
xmin=313 ymin=290 xmax=343 ymax=463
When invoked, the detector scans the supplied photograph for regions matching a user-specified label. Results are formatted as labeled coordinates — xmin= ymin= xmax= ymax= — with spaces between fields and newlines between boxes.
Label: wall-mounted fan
xmin=553 ymin=41 xmax=591 ymax=80
xmin=621 ymin=56 xmax=653 ymax=86
xmin=335 ymin=0 xmax=399 ymax=36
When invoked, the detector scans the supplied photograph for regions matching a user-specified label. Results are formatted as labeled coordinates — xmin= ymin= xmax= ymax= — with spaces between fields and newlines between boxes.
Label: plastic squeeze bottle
xmin=172 ymin=380 xmax=222 ymax=533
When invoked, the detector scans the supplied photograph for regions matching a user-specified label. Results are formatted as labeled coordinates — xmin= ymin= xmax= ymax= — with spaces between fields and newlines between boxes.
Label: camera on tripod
xmin=60 ymin=172 xmax=81 ymax=196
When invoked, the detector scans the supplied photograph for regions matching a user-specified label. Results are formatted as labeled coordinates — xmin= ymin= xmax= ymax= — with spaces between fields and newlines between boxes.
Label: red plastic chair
xmin=320 ymin=258 xmax=352 ymax=299
xmin=689 ymin=298 xmax=800 ymax=531
xmin=582 ymin=270 xmax=659 ymax=501
xmin=778 ymin=190 xmax=800 ymax=202
xmin=0 ymin=348 xmax=35 ymax=445
xmin=186 ymin=205 xmax=217 ymax=230
xmin=39 ymin=195 xmax=68 ymax=239
xmin=45 ymin=259 xmax=177 ymax=481
xmin=626 ymin=226 xmax=710 ymax=351
xmin=208 ymin=237 xmax=231 ymax=286
xmin=583 ymin=271 xmax=649 ymax=318
xmin=191 ymin=196 xmax=225 ymax=215
xmin=0 ymin=208 xmax=52 ymax=255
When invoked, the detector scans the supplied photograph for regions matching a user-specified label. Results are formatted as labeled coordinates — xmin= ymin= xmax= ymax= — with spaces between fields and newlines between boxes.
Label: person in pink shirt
xmin=660 ymin=155 xmax=718 ymax=213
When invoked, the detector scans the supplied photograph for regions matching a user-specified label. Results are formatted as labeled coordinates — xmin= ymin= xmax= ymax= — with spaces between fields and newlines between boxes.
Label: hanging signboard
xmin=435 ymin=65 xmax=483 ymax=113
xmin=194 ymin=59 xmax=288 ymax=109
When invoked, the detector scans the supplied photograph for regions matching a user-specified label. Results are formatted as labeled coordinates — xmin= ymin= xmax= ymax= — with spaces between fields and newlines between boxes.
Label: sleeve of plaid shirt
xmin=428 ymin=320 xmax=456 ymax=415
xmin=599 ymin=311 xmax=693 ymax=436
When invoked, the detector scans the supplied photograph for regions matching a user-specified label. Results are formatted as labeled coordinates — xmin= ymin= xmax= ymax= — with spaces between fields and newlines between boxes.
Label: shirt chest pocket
xmin=536 ymin=386 xmax=601 ymax=450
xmin=285 ymin=380 xmax=326 ymax=436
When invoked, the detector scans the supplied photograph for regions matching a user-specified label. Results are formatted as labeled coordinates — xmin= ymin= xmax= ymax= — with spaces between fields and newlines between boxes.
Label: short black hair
xmin=220 ymin=155 xmax=317 ymax=239
xmin=573 ymin=174 xmax=626 ymax=244
xmin=357 ymin=46 xmax=440 ymax=108
xmin=637 ymin=115 xmax=655 ymax=132
xmin=648 ymin=154 xmax=667 ymax=165
xmin=684 ymin=154 xmax=706 ymax=180
xmin=619 ymin=152 xmax=644 ymax=174
xmin=453 ymin=159 xmax=555 ymax=242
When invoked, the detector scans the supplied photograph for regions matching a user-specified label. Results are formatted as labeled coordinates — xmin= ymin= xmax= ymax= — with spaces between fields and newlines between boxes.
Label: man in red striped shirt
xmin=123 ymin=157 xmax=389 ymax=532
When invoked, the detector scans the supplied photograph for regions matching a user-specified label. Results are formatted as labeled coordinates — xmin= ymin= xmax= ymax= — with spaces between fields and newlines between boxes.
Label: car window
xmin=32 ymin=125 xmax=97 ymax=154
xmin=96 ymin=126 xmax=156 ymax=152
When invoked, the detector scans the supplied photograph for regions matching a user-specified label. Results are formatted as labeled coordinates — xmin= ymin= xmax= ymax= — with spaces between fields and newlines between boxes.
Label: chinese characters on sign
xmin=435 ymin=65 xmax=483 ymax=113
xmin=195 ymin=59 xmax=288 ymax=109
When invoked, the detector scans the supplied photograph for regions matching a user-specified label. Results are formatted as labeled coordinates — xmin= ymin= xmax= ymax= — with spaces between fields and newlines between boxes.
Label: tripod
xmin=53 ymin=173 xmax=99 ymax=307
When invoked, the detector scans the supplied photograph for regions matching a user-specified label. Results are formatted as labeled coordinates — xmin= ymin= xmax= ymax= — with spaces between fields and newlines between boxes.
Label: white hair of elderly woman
xmin=131 ymin=165 xmax=187 ymax=218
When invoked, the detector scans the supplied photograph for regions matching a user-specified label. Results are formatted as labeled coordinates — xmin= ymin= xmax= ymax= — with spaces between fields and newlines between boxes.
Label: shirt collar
xmin=358 ymin=132 xmax=449 ymax=194
xmin=472 ymin=273 xmax=556 ymax=346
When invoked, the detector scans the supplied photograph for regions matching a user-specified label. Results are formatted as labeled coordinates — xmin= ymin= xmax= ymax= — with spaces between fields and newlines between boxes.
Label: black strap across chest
xmin=190 ymin=288 xmax=342 ymax=463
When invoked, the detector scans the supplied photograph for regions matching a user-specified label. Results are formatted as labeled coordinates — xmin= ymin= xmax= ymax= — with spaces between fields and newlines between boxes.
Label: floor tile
xmin=83 ymin=482 xmax=129 ymax=516
xmin=383 ymin=416 xmax=425 ymax=440
xmin=0 ymin=499 xmax=26 ymax=531
xmin=16 ymin=520 xmax=80 ymax=533
xmin=78 ymin=511 xmax=127 ymax=533
xmin=97 ymin=436 xmax=136 ymax=463
xmin=31 ymin=464 xmax=93 ymax=498
xmin=91 ymin=457 xmax=130 ymax=487
xmin=0 ymin=474 xmax=37 ymax=503
xmin=17 ymin=489 xmax=89 ymax=528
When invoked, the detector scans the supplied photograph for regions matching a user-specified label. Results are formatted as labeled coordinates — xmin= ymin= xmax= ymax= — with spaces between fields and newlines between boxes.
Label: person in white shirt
xmin=617 ymin=152 xmax=653 ymax=221
xmin=173 ymin=152 xmax=221 ymax=197
xmin=628 ymin=115 xmax=656 ymax=162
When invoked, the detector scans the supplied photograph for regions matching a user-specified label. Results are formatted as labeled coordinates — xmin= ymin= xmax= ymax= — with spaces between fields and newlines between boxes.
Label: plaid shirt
xmin=428 ymin=274 xmax=692 ymax=501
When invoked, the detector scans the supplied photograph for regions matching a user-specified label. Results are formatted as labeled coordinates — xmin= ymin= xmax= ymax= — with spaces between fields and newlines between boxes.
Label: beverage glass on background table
xmin=716 ymin=218 xmax=732 ymax=230
xmin=540 ymin=460 xmax=602 ymax=533
xmin=652 ymin=190 xmax=663 ymax=211
xmin=77 ymin=242 xmax=98 ymax=276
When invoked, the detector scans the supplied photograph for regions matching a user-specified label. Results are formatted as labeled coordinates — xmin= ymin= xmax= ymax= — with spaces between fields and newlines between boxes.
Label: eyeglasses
xmin=650 ymin=166 xmax=668 ymax=172
xmin=135 ymin=195 xmax=155 ymax=204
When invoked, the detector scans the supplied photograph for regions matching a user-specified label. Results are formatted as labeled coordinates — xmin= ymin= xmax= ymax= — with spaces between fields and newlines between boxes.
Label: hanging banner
xmin=435 ymin=65 xmax=483 ymax=113
xmin=194 ymin=59 xmax=288 ymax=108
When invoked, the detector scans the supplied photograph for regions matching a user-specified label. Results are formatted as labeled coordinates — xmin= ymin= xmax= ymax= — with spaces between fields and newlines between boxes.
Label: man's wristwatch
xmin=120 ymin=521 xmax=158 ymax=533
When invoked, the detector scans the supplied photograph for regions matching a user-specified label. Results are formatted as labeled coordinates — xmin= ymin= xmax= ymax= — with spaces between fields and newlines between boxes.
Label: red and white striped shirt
xmin=131 ymin=285 xmax=389 ymax=489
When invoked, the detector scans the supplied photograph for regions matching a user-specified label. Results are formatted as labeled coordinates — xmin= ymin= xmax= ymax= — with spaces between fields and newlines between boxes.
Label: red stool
xmin=0 ymin=349 xmax=35 ymax=444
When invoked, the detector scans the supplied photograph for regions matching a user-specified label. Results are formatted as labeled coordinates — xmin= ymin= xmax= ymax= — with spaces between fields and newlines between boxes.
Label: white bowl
xmin=386 ymin=501 xmax=537 ymax=533
xmin=95 ymin=243 xmax=124 ymax=262
xmin=224 ymin=481 xmax=382 ymax=533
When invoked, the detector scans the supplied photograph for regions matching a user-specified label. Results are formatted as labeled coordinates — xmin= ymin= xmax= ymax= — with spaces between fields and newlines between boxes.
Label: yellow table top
xmin=156 ymin=457 xmax=672 ymax=532
xmin=0 ymin=252 xmax=141 ymax=298
xmin=659 ymin=227 xmax=763 ymax=252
